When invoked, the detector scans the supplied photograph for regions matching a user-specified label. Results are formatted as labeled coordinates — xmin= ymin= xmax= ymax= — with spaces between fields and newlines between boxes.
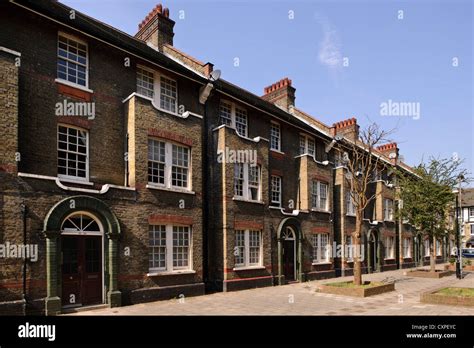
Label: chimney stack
xmin=262 ymin=77 xmax=295 ymax=112
xmin=376 ymin=142 xmax=399 ymax=164
xmin=332 ymin=117 xmax=359 ymax=140
xmin=136 ymin=4 xmax=175 ymax=52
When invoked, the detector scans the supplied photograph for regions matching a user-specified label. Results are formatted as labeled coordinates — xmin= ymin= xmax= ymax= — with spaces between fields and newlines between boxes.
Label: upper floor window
xmin=219 ymin=101 xmax=248 ymax=137
xmin=312 ymin=233 xmax=330 ymax=264
xmin=235 ymin=230 xmax=262 ymax=268
xmin=58 ymin=125 xmax=88 ymax=180
xmin=299 ymin=134 xmax=315 ymax=157
xmin=234 ymin=163 xmax=261 ymax=201
xmin=57 ymin=34 xmax=88 ymax=87
xmin=346 ymin=191 xmax=356 ymax=216
xmin=270 ymin=122 xmax=281 ymax=151
xmin=384 ymin=198 xmax=394 ymax=221
xmin=469 ymin=207 xmax=474 ymax=220
xmin=385 ymin=236 xmax=395 ymax=259
xmin=271 ymin=175 xmax=282 ymax=206
xmin=149 ymin=224 xmax=191 ymax=272
xmin=148 ymin=139 xmax=190 ymax=190
xmin=136 ymin=67 xmax=178 ymax=114
xmin=311 ymin=181 xmax=328 ymax=211
xmin=137 ymin=67 xmax=154 ymax=98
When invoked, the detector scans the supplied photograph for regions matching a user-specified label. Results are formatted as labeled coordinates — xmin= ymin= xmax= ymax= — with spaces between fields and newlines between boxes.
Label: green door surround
xmin=276 ymin=217 xmax=303 ymax=285
xmin=42 ymin=195 xmax=121 ymax=315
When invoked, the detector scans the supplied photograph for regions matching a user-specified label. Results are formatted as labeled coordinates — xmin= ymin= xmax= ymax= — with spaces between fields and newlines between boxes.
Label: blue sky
xmin=62 ymin=0 xmax=473 ymax=174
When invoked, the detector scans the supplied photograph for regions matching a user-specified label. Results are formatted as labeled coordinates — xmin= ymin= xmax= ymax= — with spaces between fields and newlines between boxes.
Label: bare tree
xmin=338 ymin=123 xmax=393 ymax=286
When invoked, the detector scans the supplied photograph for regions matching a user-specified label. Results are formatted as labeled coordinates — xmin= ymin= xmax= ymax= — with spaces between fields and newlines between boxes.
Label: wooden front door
xmin=62 ymin=236 xmax=102 ymax=307
xmin=282 ymin=240 xmax=295 ymax=281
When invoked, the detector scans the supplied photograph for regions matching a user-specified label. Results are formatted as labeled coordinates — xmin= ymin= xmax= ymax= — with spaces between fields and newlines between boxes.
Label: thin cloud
xmin=315 ymin=14 xmax=342 ymax=71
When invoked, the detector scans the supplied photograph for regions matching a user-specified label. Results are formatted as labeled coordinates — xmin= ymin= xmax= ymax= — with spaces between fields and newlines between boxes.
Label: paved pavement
xmin=68 ymin=265 xmax=474 ymax=315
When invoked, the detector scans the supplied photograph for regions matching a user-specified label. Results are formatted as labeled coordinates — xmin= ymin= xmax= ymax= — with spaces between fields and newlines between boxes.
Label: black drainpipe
xmin=202 ymin=99 xmax=210 ymax=290
xmin=20 ymin=203 xmax=27 ymax=313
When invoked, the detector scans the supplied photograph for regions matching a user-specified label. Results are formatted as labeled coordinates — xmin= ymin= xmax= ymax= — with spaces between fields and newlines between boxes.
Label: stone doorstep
xmin=61 ymin=303 xmax=109 ymax=314
xmin=317 ymin=281 xmax=395 ymax=298
xmin=421 ymin=289 xmax=474 ymax=307
xmin=408 ymin=270 xmax=455 ymax=279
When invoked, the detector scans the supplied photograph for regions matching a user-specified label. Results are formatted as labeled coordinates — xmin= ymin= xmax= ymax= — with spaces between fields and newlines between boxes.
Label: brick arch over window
xmin=42 ymin=195 xmax=121 ymax=315
xmin=276 ymin=217 xmax=303 ymax=284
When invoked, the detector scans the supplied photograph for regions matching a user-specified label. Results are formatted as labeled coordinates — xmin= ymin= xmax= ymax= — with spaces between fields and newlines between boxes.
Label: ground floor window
xmin=424 ymin=239 xmax=430 ymax=257
xmin=402 ymin=237 xmax=411 ymax=258
xmin=234 ymin=230 xmax=262 ymax=267
xmin=384 ymin=236 xmax=395 ymax=259
xmin=345 ymin=235 xmax=353 ymax=261
xmin=436 ymin=239 xmax=442 ymax=256
xmin=312 ymin=233 xmax=330 ymax=264
xmin=149 ymin=225 xmax=191 ymax=272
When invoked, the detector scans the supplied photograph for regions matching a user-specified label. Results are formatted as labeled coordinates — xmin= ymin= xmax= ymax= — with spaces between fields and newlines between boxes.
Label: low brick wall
xmin=127 ymin=282 xmax=205 ymax=305
xmin=223 ymin=276 xmax=274 ymax=292
xmin=421 ymin=289 xmax=474 ymax=307
xmin=318 ymin=281 xmax=395 ymax=297
xmin=444 ymin=264 xmax=474 ymax=272
xmin=408 ymin=270 xmax=454 ymax=279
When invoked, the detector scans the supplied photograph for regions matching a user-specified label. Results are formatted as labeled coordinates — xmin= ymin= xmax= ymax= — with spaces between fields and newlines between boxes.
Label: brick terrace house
xmin=459 ymin=188 xmax=474 ymax=249
xmin=0 ymin=0 xmax=448 ymax=315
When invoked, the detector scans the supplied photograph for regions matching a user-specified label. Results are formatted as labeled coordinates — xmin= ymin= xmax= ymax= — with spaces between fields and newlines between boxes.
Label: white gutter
xmin=18 ymin=172 xmax=135 ymax=194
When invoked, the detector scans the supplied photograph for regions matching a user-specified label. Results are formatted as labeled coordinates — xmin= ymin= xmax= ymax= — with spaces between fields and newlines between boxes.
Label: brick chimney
xmin=262 ymin=78 xmax=295 ymax=112
xmin=376 ymin=142 xmax=399 ymax=164
xmin=332 ymin=117 xmax=359 ymax=140
xmin=136 ymin=4 xmax=175 ymax=52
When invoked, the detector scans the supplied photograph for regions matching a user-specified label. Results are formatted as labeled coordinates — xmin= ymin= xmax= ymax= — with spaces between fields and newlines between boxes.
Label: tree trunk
xmin=353 ymin=210 xmax=363 ymax=285
xmin=430 ymin=234 xmax=436 ymax=273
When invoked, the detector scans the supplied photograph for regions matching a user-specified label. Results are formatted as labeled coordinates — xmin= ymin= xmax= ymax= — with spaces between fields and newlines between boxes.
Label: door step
xmin=61 ymin=303 xmax=108 ymax=314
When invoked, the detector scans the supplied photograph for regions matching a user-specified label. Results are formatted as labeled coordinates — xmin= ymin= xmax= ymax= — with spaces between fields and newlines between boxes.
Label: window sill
xmin=233 ymin=266 xmax=265 ymax=271
xmin=146 ymin=184 xmax=195 ymax=195
xmin=312 ymin=262 xmax=332 ymax=266
xmin=384 ymin=258 xmax=395 ymax=261
xmin=55 ymin=78 xmax=94 ymax=93
xmin=346 ymin=214 xmax=356 ymax=217
xmin=270 ymin=149 xmax=285 ymax=155
xmin=384 ymin=219 xmax=395 ymax=222
xmin=57 ymin=176 xmax=94 ymax=186
xmin=232 ymin=197 xmax=264 ymax=204
xmin=147 ymin=270 xmax=196 ymax=277
xmin=269 ymin=205 xmax=282 ymax=209
xmin=311 ymin=209 xmax=331 ymax=214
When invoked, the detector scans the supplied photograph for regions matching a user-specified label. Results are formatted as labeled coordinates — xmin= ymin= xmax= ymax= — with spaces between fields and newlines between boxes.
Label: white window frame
xmin=384 ymin=198 xmax=394 ymax=221
xmin=403 ymin=237 xmax=411 ymax=258
xmin=312 ymin=233 xmax=330 ymax=264
xmin=57 ymin=32 xmax=89 ymax=88
xmin=346 ymin=191 xmax=356 ymax=216
xmin=234 ymin=230 xmax=262 ymax=268
xmin=149 ymin=224 xmax=192 ymax=273
xmin=271 ymin=175 xmax=282 ymax=206
xmin=436 ymin=239 xmax=442 ymax=256
xmin=148 ymin=138 xmax=191 ymax=191
xmin=234 ymin=163 xmax=261 ymax=202
xmin=471 ymin=224 xmax=474 ymax=236
xmin=136 ymin=65 xmax=155 ymax=98
xmin=57 ymin=124 xmax=89 ymax=182
xmin=299 ymin=133 xmax=315 ymax=157
xmin=424 ymin=239 xmax=430 ymax=257
xmin=469 ymin=207 xmax=474 ymax=220
xmin=311 ymin=181 xmax=329 ymax=211
xmin=219 ymin=100 xmax=248 ymax=137
xmin=270 ymin=122 xmax=281 ymax=151
xmin=384 ymin=236 xmax=395 ymax=259
xmin=345 ymin=235 xmax=354 ymax=261
xmin=136 ymin=66 xmax=179 ymax=115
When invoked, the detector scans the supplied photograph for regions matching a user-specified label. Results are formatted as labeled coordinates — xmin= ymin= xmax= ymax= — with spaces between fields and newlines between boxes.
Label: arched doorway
xmin=281 ymin=226 xmax=296 ymax=281
xmin=61 ymin=212 xmax=104 ymax=308
xmin=43 ymin=195 xmax=121 ymax=315
xmin=276 ymin=218 xmax=302 ymax=285
xmin=367 ymin=229 xmax=380 ymax=273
